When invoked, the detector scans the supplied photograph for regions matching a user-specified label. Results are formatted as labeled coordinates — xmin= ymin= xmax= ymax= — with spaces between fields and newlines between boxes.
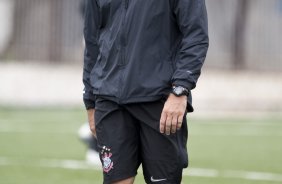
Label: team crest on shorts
xmin=101 ymin=146 xmax=113 ymax=173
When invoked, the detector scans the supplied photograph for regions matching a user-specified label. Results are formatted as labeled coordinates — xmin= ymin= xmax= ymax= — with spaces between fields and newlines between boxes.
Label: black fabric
xmin=83 ymin=98 xmax=96 ymax=110
xmin=95 ymin=98 xmax=188 ymax=184
xmin=83 ymin=0 xmax=209 ymax=111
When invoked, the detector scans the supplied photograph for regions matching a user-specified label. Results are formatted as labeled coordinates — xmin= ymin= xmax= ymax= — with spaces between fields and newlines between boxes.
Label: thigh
xmin=125 ymin=100 xmax=188 ymax=184
xmin=95 ymin=98 xmax=141 ymax=184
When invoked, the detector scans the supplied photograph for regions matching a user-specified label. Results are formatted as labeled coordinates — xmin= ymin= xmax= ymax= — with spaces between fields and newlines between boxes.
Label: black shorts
xmin=95 ymin=98 xmax=188 ymax=184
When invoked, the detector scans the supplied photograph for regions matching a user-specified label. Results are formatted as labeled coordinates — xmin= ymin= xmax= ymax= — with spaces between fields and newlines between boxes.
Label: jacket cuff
xmin=83 ymin=98 xmax=96 ymax=110
xmin=83 ymin=92 xmax=96 ymax=110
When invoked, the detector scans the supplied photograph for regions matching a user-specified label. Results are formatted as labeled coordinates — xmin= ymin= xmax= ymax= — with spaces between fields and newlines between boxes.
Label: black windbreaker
xmin=83 ymin=0 xmax=209 ymax=112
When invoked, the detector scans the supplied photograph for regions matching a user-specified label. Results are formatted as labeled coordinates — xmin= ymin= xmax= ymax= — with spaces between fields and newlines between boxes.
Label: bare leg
xmin=112 ymin=177 xmax=135 ymax=184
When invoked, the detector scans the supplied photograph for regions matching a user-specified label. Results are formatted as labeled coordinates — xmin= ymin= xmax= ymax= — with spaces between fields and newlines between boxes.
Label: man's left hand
xmin=160 ymin=94 xmax=187 ymax=135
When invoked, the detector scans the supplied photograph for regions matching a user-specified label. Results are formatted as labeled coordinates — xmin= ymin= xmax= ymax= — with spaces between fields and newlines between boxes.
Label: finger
xmin=88 ymin=119 xmax=95 ymax=132
xmin=165 ymin=113 xmax=172 ymax=135
xmin=90 ymin=124 xmax=96 ymax=133
xmin=90 ymin=124 xmax=94 ymax=132
xmin=92 ymin=125 xmax=97 ymax=138
xmin=92 ymin=131 xmax=97 ymax=138
xmin=171 ymin=115 xmax=178 ymax=134
xmin=160 ymin=111 xmax=167 ymax=133
xmin=90 ymin=123 xmax=97 ymax=138
xmin=177 ymin=114 xmax=184 ymax=130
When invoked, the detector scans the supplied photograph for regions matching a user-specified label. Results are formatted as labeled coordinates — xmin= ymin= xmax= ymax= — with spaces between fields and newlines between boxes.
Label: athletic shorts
xmin=94 ymin=97 xmax=188 ymax=184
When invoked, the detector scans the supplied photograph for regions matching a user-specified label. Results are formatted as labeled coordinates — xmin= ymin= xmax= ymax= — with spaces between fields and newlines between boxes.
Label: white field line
xmin=0 ymin=157 xmax=100 ymax=170
xmin=0 ymin=127 xmax=74 ymax=134
xmin=190 ymin=132 xmax=282 ymax=137
xmin=184 ymin=168 xmax=282 ymax=182
xmin=192 ymin=121 xmax=282 ymax=127
xmin=1 ymin=127 xmax=282 ymax=136
xmin=0 ymin=157 xmax=282 ymax=182
xmin=1 ymin=118 xmax=281 ymax=127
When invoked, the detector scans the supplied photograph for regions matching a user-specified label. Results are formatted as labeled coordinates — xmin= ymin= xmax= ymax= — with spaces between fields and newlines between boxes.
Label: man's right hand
xmin=87 ymin=109 xmax=96 ymax=137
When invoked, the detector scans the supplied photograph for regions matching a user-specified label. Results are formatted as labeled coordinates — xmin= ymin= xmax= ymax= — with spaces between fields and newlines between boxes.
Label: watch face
xmin=173 ymin=86 xmax=185 ymax=96
xmin=174 ymin=87 xmax=183 ymax=95
xmin=173 ymin=86 xmax=189 ymax=96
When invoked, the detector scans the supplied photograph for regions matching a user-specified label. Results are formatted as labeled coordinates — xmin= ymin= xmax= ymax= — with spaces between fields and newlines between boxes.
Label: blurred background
xmin=0 ymin=0 xmax=282 ymax=184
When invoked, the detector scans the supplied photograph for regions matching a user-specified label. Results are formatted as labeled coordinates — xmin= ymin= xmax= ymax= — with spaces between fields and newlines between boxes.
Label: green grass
xmin=0 ymin=108 xmax=282 ymax=184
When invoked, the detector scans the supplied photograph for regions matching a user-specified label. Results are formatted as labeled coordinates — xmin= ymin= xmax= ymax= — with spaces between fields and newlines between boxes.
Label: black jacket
xmin=83 ymin=0 xmax=209 ymax=112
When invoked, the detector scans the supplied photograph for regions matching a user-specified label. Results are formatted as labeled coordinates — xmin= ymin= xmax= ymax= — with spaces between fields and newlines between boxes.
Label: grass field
xmin=0 ymin=108 xmax=282 ymax=184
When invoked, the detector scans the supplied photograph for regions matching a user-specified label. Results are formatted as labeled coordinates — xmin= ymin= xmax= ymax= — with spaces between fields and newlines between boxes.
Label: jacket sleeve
xmin=83 ymin=0 xmax=100 ymax=109
xmin=171 ymin=0 xmax=209 ymax=91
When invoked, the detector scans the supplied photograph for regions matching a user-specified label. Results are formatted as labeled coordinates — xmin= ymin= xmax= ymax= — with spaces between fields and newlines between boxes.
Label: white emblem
xmin=150 ymin=176 xmax=167 ymax=182
xmin=102 ymin=152 xmax=113 ymax=173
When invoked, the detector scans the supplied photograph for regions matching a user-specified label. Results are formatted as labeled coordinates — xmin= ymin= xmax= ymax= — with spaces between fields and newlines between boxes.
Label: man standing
xmin=83 ymin=0 xmax=209 ymax=183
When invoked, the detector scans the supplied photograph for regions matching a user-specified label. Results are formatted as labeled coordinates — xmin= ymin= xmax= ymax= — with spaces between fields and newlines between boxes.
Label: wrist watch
xmin=172 ymin=86 xmax=189 ymax=97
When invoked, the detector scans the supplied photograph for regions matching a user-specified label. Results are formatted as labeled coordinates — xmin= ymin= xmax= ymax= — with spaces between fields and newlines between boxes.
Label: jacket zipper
xmin=125 ymin=0 xmax=129 ymax=9
xmin=118 ymin=0 xmax=129 ymax=101
xmin=119 ymin=0 xmax=128 ymax=66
